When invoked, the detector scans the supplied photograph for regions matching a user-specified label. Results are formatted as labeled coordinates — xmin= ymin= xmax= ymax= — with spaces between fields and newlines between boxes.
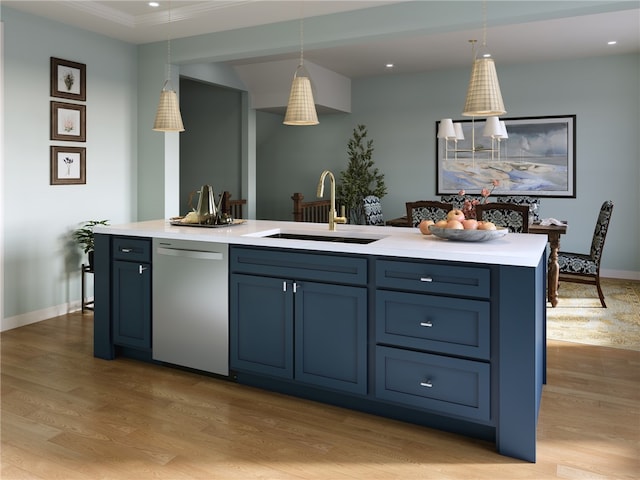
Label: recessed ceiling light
xmin=149 ymin=2 xmax=160 ymax=7
xmin=607 ymin=40 xmax=617 ymax=45
xmin=385 ymin=63 xmax=394 ymax=69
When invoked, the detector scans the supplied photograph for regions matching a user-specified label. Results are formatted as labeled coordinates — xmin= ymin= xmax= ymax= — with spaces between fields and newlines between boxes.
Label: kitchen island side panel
xmin=93 ymin=233 xmax=114 ymax=360
xmin=495 ymin=255 xmax=546 ymax=462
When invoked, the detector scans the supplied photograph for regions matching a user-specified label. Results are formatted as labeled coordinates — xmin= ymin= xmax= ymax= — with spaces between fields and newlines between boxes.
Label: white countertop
xmin=95 ymin=219 xmax=547 ymax=267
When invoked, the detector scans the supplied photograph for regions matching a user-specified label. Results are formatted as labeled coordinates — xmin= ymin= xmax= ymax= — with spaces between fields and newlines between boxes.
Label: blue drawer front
xmin=376 ymin=290 xmax=490 ymax=360
xmin=112 ymin=237 xmax=151 ymax=263
xmin=231 ymin=247 xmax=367 ymax=285
xmin=375 ymin=346 xmax=491 ymax=422
xmin=376 ymin=259 xmax=490 ymax=298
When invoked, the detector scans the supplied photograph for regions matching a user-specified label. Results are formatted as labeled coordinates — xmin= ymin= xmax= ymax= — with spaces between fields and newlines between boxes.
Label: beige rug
xmin=547 ymin=278 xmax=640 ymax=351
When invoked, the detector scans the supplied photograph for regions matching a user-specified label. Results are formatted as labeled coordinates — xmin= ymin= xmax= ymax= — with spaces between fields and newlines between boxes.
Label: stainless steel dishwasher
xmin=152 ymin=239 xmax=229 ymax=376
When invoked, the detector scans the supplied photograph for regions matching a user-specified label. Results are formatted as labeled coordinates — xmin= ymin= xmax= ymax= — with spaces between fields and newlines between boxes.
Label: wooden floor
xmin=1 ymin=312 xmax=638 ymax=479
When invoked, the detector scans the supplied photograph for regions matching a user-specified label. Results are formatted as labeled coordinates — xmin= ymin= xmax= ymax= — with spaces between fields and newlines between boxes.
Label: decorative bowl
xmin=428 ymin=225 xmax=508 ymax=242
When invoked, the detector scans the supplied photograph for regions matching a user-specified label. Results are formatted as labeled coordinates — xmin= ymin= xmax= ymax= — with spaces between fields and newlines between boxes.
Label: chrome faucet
xmin=317 ymin=170 xmax=347 ymax=231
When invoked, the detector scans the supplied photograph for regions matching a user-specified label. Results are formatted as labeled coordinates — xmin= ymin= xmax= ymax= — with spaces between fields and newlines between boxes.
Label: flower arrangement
xmin=460 ymin=179 xmax=500 ymax=219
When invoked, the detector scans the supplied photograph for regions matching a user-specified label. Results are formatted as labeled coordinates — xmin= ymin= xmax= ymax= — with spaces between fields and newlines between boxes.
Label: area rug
xmin=547 ymin=278 xmax=640 ymax=351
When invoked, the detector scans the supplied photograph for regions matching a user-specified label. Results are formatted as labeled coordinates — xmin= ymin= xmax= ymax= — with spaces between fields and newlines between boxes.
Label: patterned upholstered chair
xmin=405 ymin=201 xmax=453 ymax=227
xmin=501 ymin=195 xmax=541 ymax=223
xmin=363 ymin=195 xmax=384 ymax=226
xmin=475 ymin=203 xmax=530 ymax=233
xmin=440 ymin=194 xmax=482 ymax=210
xmin=557 ymin=200 xmax=614 ymax=307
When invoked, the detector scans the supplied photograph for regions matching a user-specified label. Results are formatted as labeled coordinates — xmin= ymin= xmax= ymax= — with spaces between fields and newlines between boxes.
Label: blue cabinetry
xmin=374 ymin=258 xmax=492 ymax=421
xmin=230 ymin=247 xmax=368 ymax=395
xmin=94 ymin=235 xmax=545 ymax=463
xmin=229 ymin=245 xmax=545 ymax=463
xmin=112 ymin=237 xmax=151 ymax=350
xmin=93 ymin=234 xmax=151 ymax=358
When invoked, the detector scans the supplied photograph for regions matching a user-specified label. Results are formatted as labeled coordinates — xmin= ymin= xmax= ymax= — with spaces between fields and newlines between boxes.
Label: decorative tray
xmin=428 ymin=225 xmax=508 ymax=242
xmin=169 ymin=217 xmax=246 ymax=228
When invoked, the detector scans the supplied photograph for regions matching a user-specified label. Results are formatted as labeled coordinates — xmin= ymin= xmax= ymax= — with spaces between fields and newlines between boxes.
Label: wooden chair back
xmin=405 ymin=201 xmax=453 ymax=227
xmin=475 ymin=203 xmax=530 ymax=233
xmin=221 ymin=191 xmax=247 ymax=219
xmin=292 ymin=192 xmax=332 ymax=223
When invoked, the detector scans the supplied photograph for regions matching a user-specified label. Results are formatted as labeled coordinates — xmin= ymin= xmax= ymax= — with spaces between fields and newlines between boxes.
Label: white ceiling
xmin=3 ymin=1 xmax=639 ymax=78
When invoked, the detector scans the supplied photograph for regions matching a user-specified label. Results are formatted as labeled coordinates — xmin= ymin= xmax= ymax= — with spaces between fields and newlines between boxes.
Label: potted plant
xmin=337 ymin=124 xmax=387 ymax=224
xmin=73 ymin=220 xmax=109 ymax=271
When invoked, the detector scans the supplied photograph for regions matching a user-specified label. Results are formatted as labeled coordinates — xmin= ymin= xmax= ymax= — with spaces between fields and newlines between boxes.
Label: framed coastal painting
xmin=436 ymin=115 xmax=576 ymax=198
xmin=50 ymin=57 xmax=86 ymax=101
xmin=50 ymin=101 xmax=86 ymax=142
xmin=50 ymin=146 xmax=86 ymax=185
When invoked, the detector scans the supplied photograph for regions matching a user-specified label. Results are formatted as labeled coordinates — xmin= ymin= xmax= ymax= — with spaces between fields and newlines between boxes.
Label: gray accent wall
xmin=179 ymin=78 xmax=242 ymax=215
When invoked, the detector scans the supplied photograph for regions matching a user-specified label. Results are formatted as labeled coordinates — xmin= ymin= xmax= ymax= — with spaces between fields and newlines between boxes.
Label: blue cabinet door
xmin=230 ymin=274 xmax=294 ymax=379
xmin=230 ymin=273 xmax=367 ymax=394
xmin=112 ymin=260 xmax=151 ymax=349
xmin=294 ymin=282 xmax=367 ymax=395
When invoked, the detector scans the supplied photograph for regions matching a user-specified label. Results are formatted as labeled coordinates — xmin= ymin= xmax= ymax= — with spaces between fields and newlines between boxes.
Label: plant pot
xmin=88 ymin=251 xmax=95 ymax=272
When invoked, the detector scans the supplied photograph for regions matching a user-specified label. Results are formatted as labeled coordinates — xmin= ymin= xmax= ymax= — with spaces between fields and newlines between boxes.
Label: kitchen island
xmin=94 ymin=219 xmax=548 ymax=462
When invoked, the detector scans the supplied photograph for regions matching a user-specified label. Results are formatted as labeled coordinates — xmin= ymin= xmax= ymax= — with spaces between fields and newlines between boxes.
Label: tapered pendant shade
xmin=437 ymin=118 xmax=456 ymax=139
xmin=483 ymin=116 xmax=502 ymax=137
xmin=454 ymin=123 xmax=465 ymax=140
xmin=499 ymin=120 xmax=508 ymax=138
xmin=153 ymin=82 xmax=185 ymax=132
xmin=462 ymin=57 xmax=506 ymax=117
xmin=283 ymin=73 xmax=319 ymax=126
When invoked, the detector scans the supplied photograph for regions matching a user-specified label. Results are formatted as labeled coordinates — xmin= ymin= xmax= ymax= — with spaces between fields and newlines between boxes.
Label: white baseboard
xmin=601 ymin=269 xmax=640 ymax=281
xmin=1 ymin=301 xmax=84 ymax=332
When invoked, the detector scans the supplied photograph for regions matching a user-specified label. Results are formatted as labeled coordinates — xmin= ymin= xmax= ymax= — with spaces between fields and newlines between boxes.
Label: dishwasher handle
xmin=156 ymin=247 xmax=224 ymax=261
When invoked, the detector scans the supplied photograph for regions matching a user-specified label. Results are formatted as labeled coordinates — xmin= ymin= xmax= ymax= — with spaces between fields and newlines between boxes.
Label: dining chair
xmin=501 ymin=195 xmax=541 ymax=223
xmin=405 ymin=201 xmax=453 ymax=227
xmin=475 ymin=203 xmax=530 ymax=233
xmin=292 ymin=192 xmax=331 ymax=223
xmin=363 ymin=195 xmax=384 ymax=226
xmin=221 ymin=191 xmax=247 ymax=219
xmin=557 ymin=200 xmax=614 ymax=307
xmin=440 ymin=194 xmax=482 ymax=210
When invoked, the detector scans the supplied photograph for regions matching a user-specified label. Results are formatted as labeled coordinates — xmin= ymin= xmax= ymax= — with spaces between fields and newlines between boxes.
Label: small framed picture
xmin=51 ymin=101 xmax=86 ymax=142
xmin=50 ymin=146 xmax=86 ymax=185
xmin=50 ymin=57 xmax=86 ymax=101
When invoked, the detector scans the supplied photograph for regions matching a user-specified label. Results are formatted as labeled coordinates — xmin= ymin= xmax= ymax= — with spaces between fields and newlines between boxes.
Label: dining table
xmin=528 ymin=222 xmax=568 ymax=307
xmin=384 ymin=215 xmax=568 ymax=307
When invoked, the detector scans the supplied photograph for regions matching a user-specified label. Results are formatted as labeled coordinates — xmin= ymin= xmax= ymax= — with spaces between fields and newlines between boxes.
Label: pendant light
xmin=283 ymin=18 xmax=319 ymax=126
xmin=437 ymin=119 xmax=456 ymax=161
xmin=153 ymin=1 xmax=185 ymax=132
xmin=462 ymin=1 xmax=506 ymax=117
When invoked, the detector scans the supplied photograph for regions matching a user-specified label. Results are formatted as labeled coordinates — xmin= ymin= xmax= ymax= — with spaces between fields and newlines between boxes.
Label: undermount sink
xmin=265 ymin=232 xmax=381 ymax=245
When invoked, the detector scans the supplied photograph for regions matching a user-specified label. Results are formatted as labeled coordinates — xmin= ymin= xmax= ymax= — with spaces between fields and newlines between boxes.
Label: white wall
xmin=1 ymin=7 xmax=138 ymax=330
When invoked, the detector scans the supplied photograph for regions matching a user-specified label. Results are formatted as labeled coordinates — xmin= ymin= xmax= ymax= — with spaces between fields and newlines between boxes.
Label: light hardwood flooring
xmin=1 ymin=312 xmax=638 ymax=479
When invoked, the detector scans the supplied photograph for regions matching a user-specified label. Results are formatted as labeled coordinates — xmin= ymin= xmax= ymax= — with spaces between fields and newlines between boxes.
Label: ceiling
xmin=3 ymin=1 xmax=639 ymax=78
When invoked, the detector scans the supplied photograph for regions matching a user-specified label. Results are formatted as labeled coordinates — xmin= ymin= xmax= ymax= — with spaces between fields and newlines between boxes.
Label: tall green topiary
xmin=337 ymin=124 xmax=387 ymax=224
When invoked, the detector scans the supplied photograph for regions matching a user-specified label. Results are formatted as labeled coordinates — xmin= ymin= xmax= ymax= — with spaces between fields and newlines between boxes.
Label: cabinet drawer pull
xmin=139 ymin=265 xmax=147 ymax=274
xmin=283 ymin=281 xmax=287 ymax=292
xmin=121 ymin=248 xmax=133 ymax=253
xmin=419 ymin=277 xmax=433 ymax=283
xmin=420 ymin=380 xmax=433 ymax=388
xmin=420 ymin=321 xmax=433 ymax=328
